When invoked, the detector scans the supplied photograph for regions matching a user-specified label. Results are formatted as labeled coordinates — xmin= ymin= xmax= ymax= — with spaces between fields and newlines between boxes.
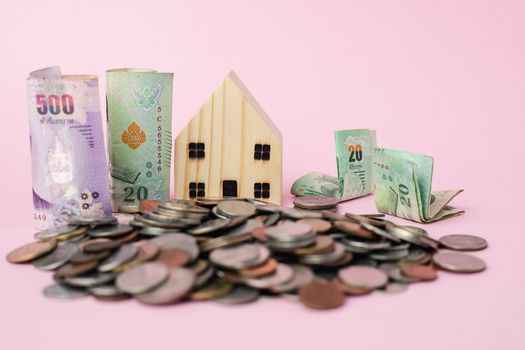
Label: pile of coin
xmin=6 ymin=196 xmax=488 ymax=310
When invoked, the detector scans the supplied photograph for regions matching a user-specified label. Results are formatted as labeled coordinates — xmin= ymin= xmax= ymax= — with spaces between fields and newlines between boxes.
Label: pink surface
xmin=1 ymin=0 xmax=524 ymax=349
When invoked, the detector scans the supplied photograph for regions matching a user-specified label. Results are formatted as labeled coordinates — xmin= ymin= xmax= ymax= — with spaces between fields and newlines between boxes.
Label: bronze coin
xmin=140 ymin=199 xmax=160 ymax=214
xmin=118 ymin=230 xmax=140 ymax=244
xmin=238 ymin=258 xmax=278 ymax=278
xmin=298 ymin=281 xmax=345 ymax=310
xmin=294 ymin=236 xmax=335 ymax=256
xmin=83 ymin=239 xmax=121 ymax=253
xmin=54 ymin=260 xmax=98 ymax=278
xmin=156 ymin=248 xmax=191 ymax=267
xmin=6 ymin=240 xmax=57 ymax=264
xmin=400 ymin=264 xmax=438 ymax=281
xmin=297 ymin=218 xmax=332 ymax=233
xmin=334 ymin=221 xmax=374 ymax=239
xmin=330 ymin=278 xmax=372 ymax=296
xmin=79 ymin=238 xmax=110 ymax=251
xmin=70 ymin=250 xmax=110 ymax=264
xmin=252 ymin=227 xmax=268 ymax=242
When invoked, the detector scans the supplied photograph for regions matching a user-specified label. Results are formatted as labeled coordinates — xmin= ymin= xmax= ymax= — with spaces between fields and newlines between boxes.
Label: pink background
xmin=1 ymin=0 xmax=524 ymax=349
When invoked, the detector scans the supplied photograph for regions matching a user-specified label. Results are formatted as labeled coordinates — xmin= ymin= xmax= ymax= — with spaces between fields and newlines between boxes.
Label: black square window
xmin=223 ymin=180 xmax=238 ymax=197
xmin=254 ymin=144 xmax=270 ymax=161
xmin=189 ymin=142 xmax=205 ymax=159
xmin=254 ymin=182 xmax=270 ymax=199
xmin=189 ymin=182 xmax=205 ymax=198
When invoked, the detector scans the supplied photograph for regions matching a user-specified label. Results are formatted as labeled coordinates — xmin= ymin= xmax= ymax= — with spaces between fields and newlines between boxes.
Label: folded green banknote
xmin=373 ymin=148 xmax=464 ymax=223
xmin=291 ymin=129 xmax=376 ymax=201
xmin=107 ymin=69 xmax=173 ymax=211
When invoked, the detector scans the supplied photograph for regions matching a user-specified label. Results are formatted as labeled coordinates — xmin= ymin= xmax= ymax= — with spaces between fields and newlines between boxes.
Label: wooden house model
xmin=173 ymin=71 xmax=282 ymax=204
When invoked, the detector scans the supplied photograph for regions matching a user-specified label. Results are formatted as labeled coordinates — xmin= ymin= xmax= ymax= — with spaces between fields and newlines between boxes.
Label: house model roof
xmin=226 ymin=71 xmax=282 ymax=141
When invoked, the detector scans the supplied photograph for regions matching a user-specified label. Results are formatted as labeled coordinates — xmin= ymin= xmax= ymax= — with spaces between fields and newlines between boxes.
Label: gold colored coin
xmin=6 ymin=240 xmax=57 ymax=263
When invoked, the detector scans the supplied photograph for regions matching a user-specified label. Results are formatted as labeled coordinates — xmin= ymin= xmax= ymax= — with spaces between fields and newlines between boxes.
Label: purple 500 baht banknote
xmin=27 ymin=66 xmax=111 ymax=229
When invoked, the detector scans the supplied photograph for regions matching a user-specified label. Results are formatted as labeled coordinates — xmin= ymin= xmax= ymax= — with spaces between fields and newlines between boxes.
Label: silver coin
xmin=89 ymin=284 xmax=128 ymax=297
xmin=34 ymin=225 xmax=80 ymax=240
xmin=270 ymin=265 xmax=314 ymax=293
xmin=217 ymin=200 xmax=257 ymax=217
xmin=361 ymin=222 xmax=400 ymax=242
xmin=388 ymin=226 xmax=437 ymax=249
xmin=338 ymin=265 xmax=389 ymax=289
xmin=210 ymin=244 xmax=261 ymax=269
xmin=299 ymin=243 xmax=346 ymax=265
xmin=118 ymin=203 xmax=140 ymax=214
xmin=144 ymin=212 xmax=201 ymax=225
xmin=43 ymin=284 xmax=88 ymax=300
xmin=212 ymin=206 xmax=231 ymax=220
xmin=150 ymin=233 xmax=199 ymax=261
xmin=88 ymin=224 xmax=134 ymax=238
xmin=400 ymin=226 xmax=428 ymax=236
xmin=154 ymin=207 xmax=207 ymax=220
xmin=159 ymin=201 xmax=210 ymax=214
xmin=129 ymin=220 xmax=148 ymax=228
xmin=195 ymin=266 xmax=215 ymax=287
xmin=264 ymin=213 xmax=281 ymax=226
xmin=214 ymin=286 xmax=259 ymax=304
xmin=63 ymin=272 xmax=116 ymax=287
xmin=432 ymin=251 xmax=486 ymax=273
xmin=244 ymin=263 xmax=294 ymax=289
xmin=402 ymin=247 xmax=431 ymax=264
xmin=383 ymin=282 xmax=408 ymax=294
xmin=135 ymin=267 xmax=195 ymax=305
xmin=379 ymin=263 xmax=420 ymax=283
xmin=369 ymin=249 xmax=410 ymax=261
xmin=116 ymin=262 xmax=170 ymax=294
xmin=139 ymin=227 xmax=181 ymax=236
xmin=98 ymin=244 xmax=139 ymax=272
xmin=134 ymin=215 xmax=190 ymax=229
xmin=280 ymin=207 xmax=323 ymax=219
xmin=32 ymin=243 xmax=78 ymax=270
xmin=265 ymin=222 xmax=315 ymax=243
xmin=68 ymin=216 xmax=118 ymax=226
xmin=342 ymin=238 xmax=391 ymax=252
xmin=293 ymin=196 xmax=338 ymax=210
xmin=187 ymin=218 xmax=230 ymax=235
xmin=267 ymin=236 xmax=316 ymax=251
xmin=438 ymin=234 xmax=488 ymax=251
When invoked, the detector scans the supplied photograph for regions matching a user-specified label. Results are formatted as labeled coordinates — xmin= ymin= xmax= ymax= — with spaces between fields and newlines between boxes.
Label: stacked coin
xmin=6 ymin=196 xmax=488 ymax=310
xmin=293 ymin=195 xmax=338 ymax=213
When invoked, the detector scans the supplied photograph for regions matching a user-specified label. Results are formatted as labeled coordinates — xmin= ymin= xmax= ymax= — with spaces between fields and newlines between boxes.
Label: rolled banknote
xmin=290 ymin=172 xmax=340 ymax=198
xmin=27 ymin=66 xmax=112 ymax=229
xmin=373 ymin=148 xmax=464 ymax=223
xmin=291 ymin=129 xmax=376 ymax=201
xmin=107 ymin=69 xmax=173 ymax=211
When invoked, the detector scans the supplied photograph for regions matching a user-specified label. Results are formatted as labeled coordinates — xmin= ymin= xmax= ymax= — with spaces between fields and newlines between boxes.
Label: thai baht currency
xmin=27 ymin=66 xmax=112 ymax=229
xmin=373 ymin=148 xmax=464 ymax=223
xmin=291 ymin=129 xmax=376 ymax=201
xmin=107 ymin=69 xmax=173 ymax=211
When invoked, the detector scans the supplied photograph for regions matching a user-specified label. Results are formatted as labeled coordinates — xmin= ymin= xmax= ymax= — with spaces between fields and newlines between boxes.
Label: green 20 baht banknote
xmin=373 ymin=148 xmax=464 ymax=223
xmin=292 ymin=129 xmax=376 ymax=201
xmin=107 ymin=69 xmax=173 ymax=211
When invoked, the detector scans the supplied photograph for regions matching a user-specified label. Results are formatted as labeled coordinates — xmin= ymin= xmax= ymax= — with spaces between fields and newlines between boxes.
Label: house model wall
xmin=173 ymin=71 xmax=282 ymax=204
